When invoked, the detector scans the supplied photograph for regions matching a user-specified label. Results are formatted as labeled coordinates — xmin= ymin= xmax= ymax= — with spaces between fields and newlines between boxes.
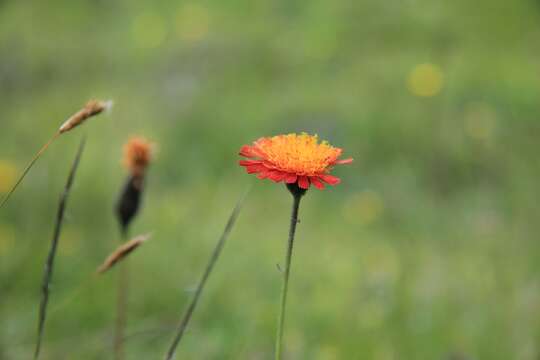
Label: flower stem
xmin=34 ymin=137 xmax=85 ymax=360
xmin=114 ymin=228 xmax=129 ymax=360
xmin=275 ymin=189 xmax=303 ymax=360
xmin=164 ymin=189 xmax=249 ymax=360
xmin=0 ymin=132 xmax=60 ymax=210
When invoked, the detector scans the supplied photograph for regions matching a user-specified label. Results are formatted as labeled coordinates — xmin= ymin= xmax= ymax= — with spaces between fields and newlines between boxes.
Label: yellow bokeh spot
xmin=0 ymin=225 xmax=15 ymax=256
xmin=176 ymin=4 xmax=210 ymax=43
xmin=0 ymin=160 xmax=17 ymax=194
xmin=132 ymin=13 xmax=168 ymax=49
xmin=342 ymin=190 xmax=384 ymax=225
xmin=407 ymin=63 xmax=444 ymax=97
xmin=464 ymin=102 xmax=497 ymax=142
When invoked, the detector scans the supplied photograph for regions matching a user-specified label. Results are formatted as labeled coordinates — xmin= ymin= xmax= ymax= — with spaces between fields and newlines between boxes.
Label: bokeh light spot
xmin=132 ymin=13 xmax=168 ymax=49
xmin=407 ymin=63 xmax=444 ymax=97
xmin=342 ymin=190 xmax=384 ymax=225
xmin=0 ymin=160 xmax=17 ymax=194
xmin=175 ymin=4 xmax=210 ymax=43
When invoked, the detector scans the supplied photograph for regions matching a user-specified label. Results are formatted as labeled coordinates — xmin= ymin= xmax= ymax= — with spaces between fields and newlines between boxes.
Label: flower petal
xmin=298 ymin=176 xmax=310 ymax=189
xmin=310 ymin=176 xmax=325 ymax=190
xmin=319 ymin=174 xmax=341 ymax=185
xmin=239 ymin=160 xmax=262 ymax=166
xmin=285 ymin=174 xmax=297 ymax=184
xmin=245 ymin=164 xmax=266 ymax=174
xmin=256 ymin=168 xmax=274 ymax=179
xmin=268 ymin=170 xmax=287 ymax=183
xmin=239 ymin=145 xmax=256 ymax=158
xmin=334 ymin=158 xmax=353 ymax=165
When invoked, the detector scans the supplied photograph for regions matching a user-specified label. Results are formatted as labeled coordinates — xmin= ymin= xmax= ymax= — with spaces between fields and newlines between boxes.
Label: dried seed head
xmin=59 ymin=99 xmax=113 ymax=134
xmin=116 ymin=175 xmax=143 ymax=232
xmin=97 ymin=233 xmax=151 ymax=274
xmin=123 ymin=136 xmax=154 ymax=177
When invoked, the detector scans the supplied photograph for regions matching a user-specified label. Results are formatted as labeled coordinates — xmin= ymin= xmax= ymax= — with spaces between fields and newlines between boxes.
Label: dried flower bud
xmin=116 ymin=175 xmax=143 ymax=232
xmin=97 ymin=233 xmax=151 ymax=274
xmin=123 ymin=136 xmax=153 ymax=177
xmin=59 ymin=99 xmax=113 ymax=134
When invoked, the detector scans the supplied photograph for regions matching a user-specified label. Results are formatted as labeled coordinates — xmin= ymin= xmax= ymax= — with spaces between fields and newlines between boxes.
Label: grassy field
xmin=1 ymin=0 xmax=540 ymax=359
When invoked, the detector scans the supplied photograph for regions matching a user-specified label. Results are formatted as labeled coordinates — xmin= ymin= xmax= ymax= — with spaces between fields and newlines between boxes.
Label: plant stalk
xmin=34 ymin=137 xmax=85 ymax=360
xmin=164 ymin=189 xmax=249 ymax=360
xmin=0 ymin=132 xmax=60 ymax=210
xmin=275 ymin=190 xmax=303 ymax=360
xmin=114 ymin=228 xmax=129 ymax=360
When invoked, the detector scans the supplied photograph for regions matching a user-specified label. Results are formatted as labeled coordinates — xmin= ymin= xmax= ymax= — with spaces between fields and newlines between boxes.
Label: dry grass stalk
xmin=59 ymin=99 xmax=113 ymax=134
xmin=97 ymin=233 xmax=151 ymax=274
xmin=34 ymin=138 xmax=86 ymax=360
xmin=0 ymin=99 xmax=112 ymax=210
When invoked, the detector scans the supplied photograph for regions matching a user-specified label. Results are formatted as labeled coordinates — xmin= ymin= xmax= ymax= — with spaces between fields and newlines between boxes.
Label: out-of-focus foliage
xmin=1 ymin=0 xmax=540 ymax=358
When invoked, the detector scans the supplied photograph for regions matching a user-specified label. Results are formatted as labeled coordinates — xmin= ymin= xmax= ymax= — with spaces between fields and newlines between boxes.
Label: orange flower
xmin=123 ymin=137 xmax=153 ymax=177
xmin=239 ymin=133 xmax=352 ymax=190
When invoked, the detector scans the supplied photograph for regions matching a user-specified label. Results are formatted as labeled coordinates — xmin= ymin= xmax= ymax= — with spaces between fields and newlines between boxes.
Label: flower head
xmin=123 ymin=136 xmax=153 ymax=177
xmin=239 ymin=133 xmax=352 ymax=190
xmin=97 ymin=233 xmax=151 ymax=274
xmin=59 ymin=99 xmax=113 ymax=134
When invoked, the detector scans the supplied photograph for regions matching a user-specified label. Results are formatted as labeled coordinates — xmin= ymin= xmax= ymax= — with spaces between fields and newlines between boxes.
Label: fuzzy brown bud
xmin=59 ymin=99 xmax=113 ymax=134
xmin=97 ymin=233 xmax=151 ymax=274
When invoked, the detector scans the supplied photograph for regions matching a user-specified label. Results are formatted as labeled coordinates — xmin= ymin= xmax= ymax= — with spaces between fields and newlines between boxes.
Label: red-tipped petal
xmin=285 ymin=174 xmax=297 ymax=184
xmin=310 ymin=176 xmax=325 ymax=190
xmin=334 ymin=158 xmax=353 ymax=165
xmin=268 ymin=170 xmax=287 ymax=183
xmin=245 ymin=164 xmax=265 ymax=174
xmin=298 ymin=176 xmax=310 ymax=189
xmin=239 ymin=160 xmax=262 ymax=166
xmin=239 ymin=145 xmax=255 ymax=158
xmin=257 ymin=168 xmax=274 ymax=179
xmin=319 ymin=174 xmax=341 ymax=185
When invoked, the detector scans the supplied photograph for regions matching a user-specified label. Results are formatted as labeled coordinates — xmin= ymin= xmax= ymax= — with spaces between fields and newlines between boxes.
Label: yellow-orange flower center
xmin=255 ymin=134 xmax=342 ymax=176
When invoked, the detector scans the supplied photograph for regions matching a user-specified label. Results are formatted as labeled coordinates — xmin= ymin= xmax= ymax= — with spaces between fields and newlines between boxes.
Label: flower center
xmin=256 ymin=134 xmax=341 ymax=176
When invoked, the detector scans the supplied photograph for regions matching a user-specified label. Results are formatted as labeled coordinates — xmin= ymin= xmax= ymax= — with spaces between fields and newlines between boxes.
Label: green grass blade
xmin=34 ymin=137 xmax=86 ymax=360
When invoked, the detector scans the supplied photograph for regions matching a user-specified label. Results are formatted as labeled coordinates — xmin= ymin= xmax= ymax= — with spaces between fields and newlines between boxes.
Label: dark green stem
xmin=164 ymin=190 xmax=248 ymax=360
xmin=275 ymin=188 xmax=303 ymax=360
xmin=114 ymin=227 xmax=129 ymax=360
xmin=34 ymin=137 xmax=85 ymax=360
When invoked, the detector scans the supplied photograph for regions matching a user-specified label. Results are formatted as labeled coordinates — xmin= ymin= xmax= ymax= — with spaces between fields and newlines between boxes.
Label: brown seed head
xmin=97 ymin=233 xmax=151 ymax=274
xmin=123 ymin=136 xmax=154 ymax=177
xmin=59 ymin=99 xmax=113 ymax=134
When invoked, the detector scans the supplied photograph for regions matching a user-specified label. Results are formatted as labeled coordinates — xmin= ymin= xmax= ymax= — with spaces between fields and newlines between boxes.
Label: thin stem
xmin=164 ymin=189 xmax=249 ymax=360
xmin=34 ymin=137 xmax=85 ymax=360
xmin=275 ymin=192 xmax=302 ymax=360
xmin=114 ymin=228 xmax=129 ymax=360
xmin=0 ymin=132 xmax=60 ymax=210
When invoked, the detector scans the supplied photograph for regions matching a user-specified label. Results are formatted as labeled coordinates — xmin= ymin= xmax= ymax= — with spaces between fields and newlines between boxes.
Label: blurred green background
xmin=1 ymin=0 xmax=540 ymax=359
